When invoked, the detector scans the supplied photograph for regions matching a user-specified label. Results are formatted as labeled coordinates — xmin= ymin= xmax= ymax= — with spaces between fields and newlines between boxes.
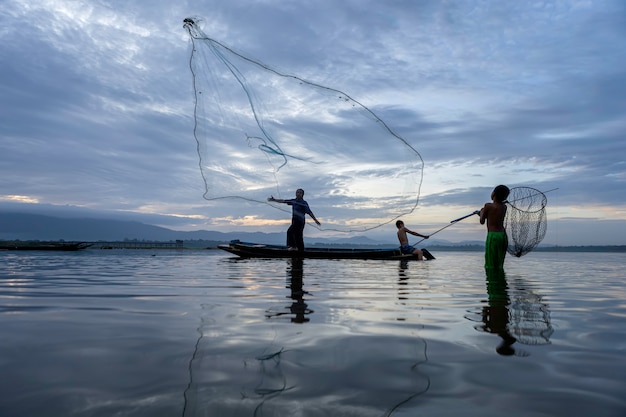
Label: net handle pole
xmin=412 ymin=210 xmax=480 ymax=246
xmin=411 ymin=188 xmax=557 ymax=247
xmin=505 ymin=187 xmax=559 ymax=206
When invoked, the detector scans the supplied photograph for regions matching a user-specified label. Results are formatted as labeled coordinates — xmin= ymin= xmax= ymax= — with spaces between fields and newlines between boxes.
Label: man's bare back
xmin=480 ymin=201 xmax=507 ymax=232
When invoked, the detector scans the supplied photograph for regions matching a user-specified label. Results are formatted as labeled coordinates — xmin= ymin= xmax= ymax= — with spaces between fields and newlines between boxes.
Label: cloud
xmin=0 ymin=0 xmax=624 ymax=244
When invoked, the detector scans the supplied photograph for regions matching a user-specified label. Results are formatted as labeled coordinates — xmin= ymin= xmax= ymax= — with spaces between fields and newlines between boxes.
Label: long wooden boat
xmin=0 ymin=242 xmax=93 ymax=251
xmin=218 ymin=240 xmax=435 ymax=260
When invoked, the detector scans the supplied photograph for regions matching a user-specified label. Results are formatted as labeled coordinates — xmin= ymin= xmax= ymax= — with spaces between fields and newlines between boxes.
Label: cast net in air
xmin=183 ymin=17 xmax=424 ymax=232
xmin=505 ymin=187 xmax=548 ymax=257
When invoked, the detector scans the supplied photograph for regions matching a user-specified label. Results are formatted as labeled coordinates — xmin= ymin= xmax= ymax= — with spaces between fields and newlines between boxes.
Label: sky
xmin=1 ymin=0 xmax=625 ymax=245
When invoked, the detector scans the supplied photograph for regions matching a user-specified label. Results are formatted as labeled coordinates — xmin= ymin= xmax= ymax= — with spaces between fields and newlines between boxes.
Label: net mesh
xmin=504 ymin=187 xmax=548 ymax=257
xmin=183 ymin=17 xmax=423 ymax=232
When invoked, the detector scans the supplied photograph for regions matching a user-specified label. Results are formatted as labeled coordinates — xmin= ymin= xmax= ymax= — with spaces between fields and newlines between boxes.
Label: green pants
xmin=485 ymin=232 xmax=508 ymax=270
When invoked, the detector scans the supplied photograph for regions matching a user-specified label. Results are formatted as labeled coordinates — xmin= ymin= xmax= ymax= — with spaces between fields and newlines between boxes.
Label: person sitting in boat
xmin=396 ymin=220 xmax=429 ymax=260
xmin=268 ymin=189 xmax=321 ymax=251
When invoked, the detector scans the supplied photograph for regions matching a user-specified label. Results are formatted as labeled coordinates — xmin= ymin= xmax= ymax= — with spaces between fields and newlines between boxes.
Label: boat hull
xmin=218 ymin=240 xmax=434 ymax=260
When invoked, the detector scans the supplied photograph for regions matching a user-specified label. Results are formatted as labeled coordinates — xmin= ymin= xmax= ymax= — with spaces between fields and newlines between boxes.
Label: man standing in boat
xmin=396 ymin=220 xmax=430 ymax=260
xmin=268 ymin=189 xmax=321 ymax=251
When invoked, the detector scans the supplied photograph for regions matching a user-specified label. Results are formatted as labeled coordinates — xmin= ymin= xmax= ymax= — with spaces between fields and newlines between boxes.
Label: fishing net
xmin=465 ymin=272 xmax=553 ymax=354
xmin=183 ymin=17 xmax=423 ymax=232
xmin=505 ymin=187 xmax=547 ymax=257
xmin=508 ymin=279 xmax=554 ymax=346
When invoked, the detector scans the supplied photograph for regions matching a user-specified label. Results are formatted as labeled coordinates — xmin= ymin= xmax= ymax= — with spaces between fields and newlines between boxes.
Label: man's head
xmin=396 ymin=220 xmax=404 ymax=229
xmin=296 ymin=188 xmax=304 ymax=198
xmin=492 ymin=185 xmax=510 ymax=203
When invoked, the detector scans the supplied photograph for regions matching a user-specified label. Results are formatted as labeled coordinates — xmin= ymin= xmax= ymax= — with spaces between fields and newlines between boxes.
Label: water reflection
xmin=241 ymin=347 xmax=291 ymax=416
xmin=387 ymin=260 xmax=432 ymax=414
xmin=481 ymin=269 xmax=518 ymax=355
xmin=507 ymin=274 xmax=554 ymax=347
xmin=266 ymin=258 xmax=313 ymax=323
xmin=397 ymin=260 xmax=410 ymax=303
xmin=466 ymin=269 xmax=553 ymax=356
xmin=396 ymin=260 xmax=419 ymax=322
xmin=382 ymin=339 xmax=431 ymax=417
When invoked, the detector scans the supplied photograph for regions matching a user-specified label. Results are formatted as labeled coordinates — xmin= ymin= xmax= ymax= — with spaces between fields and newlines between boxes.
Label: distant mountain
xmin=1 ymin=212 xmax=146 ymax=241
xmin=0 ymin=211 xmax=482 ymax=247
xmin=0 ymin=212 xmax=380 ymax=245
xmin=2 ymin=211 xmax=623 ymax=251
xmin=0 ymin=212 xmax=277 ymax=243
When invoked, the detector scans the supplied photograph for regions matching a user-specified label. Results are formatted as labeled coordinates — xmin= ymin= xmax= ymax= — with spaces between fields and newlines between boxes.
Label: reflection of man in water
xmin=287 ymin=258 xmax=311 ymax=323
xmin=481 ymin=269 xmax=517 ymax=355
xmin=265 ymin=259 xmax=313 ymax=323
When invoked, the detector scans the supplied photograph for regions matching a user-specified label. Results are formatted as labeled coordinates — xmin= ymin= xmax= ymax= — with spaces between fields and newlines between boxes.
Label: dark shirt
xmin=285 ymin=198 xmax=312 ymax=221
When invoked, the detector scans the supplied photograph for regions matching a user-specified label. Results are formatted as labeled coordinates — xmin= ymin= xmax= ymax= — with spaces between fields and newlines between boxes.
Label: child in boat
xmin=396 ymin=220 xmax=429 ymax=260
xmin=480 ymin=185 xmax=510 ymax=270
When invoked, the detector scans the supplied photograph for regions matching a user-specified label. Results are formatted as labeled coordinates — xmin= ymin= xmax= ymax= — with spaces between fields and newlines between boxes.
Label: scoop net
xmin=504 ymin=187 xmax=548 ymax=257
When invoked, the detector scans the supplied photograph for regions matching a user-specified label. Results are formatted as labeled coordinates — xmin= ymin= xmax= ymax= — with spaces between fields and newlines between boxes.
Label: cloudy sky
xmin=1 ymin=0 xmax=625 ymax=245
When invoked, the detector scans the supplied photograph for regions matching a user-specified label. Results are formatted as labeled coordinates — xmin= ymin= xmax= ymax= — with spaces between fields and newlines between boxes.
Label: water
xmin=1 ymin=249 xmax=624 ymax=417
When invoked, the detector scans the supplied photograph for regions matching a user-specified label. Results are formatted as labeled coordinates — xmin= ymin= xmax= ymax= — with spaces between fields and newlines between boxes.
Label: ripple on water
xmin=1 ymin=250 xmax=625 ymax=416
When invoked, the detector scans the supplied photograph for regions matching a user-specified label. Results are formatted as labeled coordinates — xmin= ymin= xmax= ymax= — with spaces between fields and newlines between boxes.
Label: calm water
xmin=0 ymin=249 xmax=624 ymax=417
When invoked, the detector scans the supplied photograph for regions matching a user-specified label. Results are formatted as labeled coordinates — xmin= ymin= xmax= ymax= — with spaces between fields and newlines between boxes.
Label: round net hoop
xmin=504 ymin=187 xmax=548 ymax=258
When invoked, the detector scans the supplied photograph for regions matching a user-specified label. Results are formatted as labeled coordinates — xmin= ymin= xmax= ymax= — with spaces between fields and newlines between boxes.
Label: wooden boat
xmin=0 ymin=242 xmax=93 ymax=251
xmin=218 ymin=240 xmax=435 ymax=260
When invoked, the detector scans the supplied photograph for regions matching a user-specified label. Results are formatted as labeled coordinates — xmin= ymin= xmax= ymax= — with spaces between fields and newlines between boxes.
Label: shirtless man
xmin=479 ymin=185 xmax=510 ymax=270
xmin=396 ymin=220 xmax=429 ymax=260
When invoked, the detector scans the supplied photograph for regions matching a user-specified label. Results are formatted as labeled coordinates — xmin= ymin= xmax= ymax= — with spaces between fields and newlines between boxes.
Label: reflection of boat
xmin=218 ymin=240 xmax=435 ymax=260
xmin=0 ymin=242 xmax=93 ymax=251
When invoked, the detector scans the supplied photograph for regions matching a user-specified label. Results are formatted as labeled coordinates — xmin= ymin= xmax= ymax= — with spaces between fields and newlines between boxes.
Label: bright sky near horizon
xmin=1 ymin=0 xmax=625 ymax=245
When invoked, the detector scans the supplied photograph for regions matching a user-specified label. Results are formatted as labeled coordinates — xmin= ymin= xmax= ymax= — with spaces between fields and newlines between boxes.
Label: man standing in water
xmin=268 ymin=189 xmax=320 ymax=251
xmin=480 ymin=184 xmax=510 ymax=270
xmin=479 ymin=184 xmax=517 ymax=354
